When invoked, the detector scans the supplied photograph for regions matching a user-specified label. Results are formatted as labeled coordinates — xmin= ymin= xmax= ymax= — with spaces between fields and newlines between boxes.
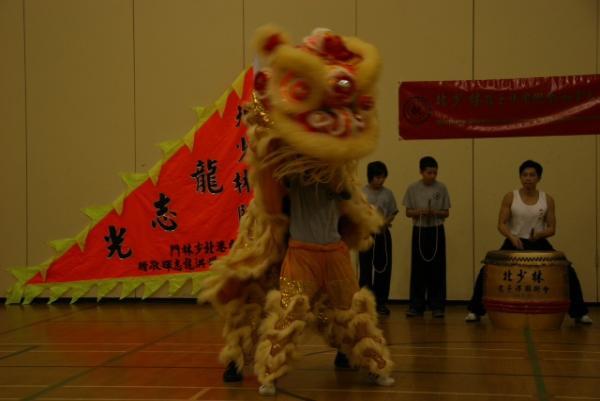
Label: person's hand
xmin=530 ymin=228 xmax=542 ymax=241
xmin=510 ymin=236 xmax=524 ymax=250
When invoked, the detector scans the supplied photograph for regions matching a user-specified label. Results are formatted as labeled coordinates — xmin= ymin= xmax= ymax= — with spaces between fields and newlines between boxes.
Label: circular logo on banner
xmin=403 ymin=96 xmax=431 ymax=125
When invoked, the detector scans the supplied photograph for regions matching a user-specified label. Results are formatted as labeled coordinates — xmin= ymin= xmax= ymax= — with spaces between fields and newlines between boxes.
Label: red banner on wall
xmin=399 ymin=74 xmax=600 ymax=140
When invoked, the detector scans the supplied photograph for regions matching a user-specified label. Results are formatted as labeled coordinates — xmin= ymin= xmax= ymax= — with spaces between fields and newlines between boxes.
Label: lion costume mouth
xmin=299 ymin=108 xmax=365 ymax=138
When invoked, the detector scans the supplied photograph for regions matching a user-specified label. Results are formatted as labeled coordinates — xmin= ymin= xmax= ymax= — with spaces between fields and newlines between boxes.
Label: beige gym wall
xmin=0 ymin=0 xmax=598 ymax=303
xmin=0 ymin=0 xmax=27 ymax=297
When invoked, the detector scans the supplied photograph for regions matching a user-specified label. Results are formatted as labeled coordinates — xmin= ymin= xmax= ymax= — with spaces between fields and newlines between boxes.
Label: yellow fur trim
xmin=269 ymin=46 xmax=327 ymax=114
xmin=254 ymin=291 xmax=311 ymax=384
xmin=342 ymin=36 xmax=381 ymax=91
xmin=327 ymin=288 xmax=394 ymax=375
xmin=252 ymin=24 xmax=290 ymax=58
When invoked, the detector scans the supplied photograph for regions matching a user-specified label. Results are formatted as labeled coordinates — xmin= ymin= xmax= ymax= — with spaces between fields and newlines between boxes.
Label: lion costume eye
xmin=280 ymin=73 xmax=312 ymax=102
xmin=326 ymin=67 xmax=356 ymax=106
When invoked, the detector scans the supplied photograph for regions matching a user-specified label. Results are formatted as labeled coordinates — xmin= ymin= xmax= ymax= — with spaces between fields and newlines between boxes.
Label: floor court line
xmin=59 ymin=384 xmax=534 ymax=398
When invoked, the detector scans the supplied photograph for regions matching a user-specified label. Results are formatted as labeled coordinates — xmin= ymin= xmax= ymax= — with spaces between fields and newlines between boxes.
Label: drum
xmin=483 ymin=250 xmax=570 ymax=329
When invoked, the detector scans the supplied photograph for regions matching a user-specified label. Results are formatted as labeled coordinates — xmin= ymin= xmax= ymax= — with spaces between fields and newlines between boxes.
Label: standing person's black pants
xmin=409 ymin=225 xmax=446 ymax=312
xmin=467 ymin=238 xmax=588 ymax=318
xmin=359 ymin=228 xmax=392 ymax=308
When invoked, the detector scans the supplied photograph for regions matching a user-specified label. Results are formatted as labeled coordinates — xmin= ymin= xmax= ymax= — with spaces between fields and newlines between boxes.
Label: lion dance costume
xmin=199 ymin=26 xmax=394 ymax=396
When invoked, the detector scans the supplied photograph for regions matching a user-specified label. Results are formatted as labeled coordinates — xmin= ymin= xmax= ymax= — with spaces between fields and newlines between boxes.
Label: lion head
xmin=250 ymin=26 xmax=381 ymax=163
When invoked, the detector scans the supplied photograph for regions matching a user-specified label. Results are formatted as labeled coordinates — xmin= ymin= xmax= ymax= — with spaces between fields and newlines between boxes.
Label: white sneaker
xmin=575 ymin=315 xmax=593 ymax=324
xmin=258 ymin=383 xmax=276 ymax=396
xmin=465 ymin=312 xmax=480 ymax=322
xmin=368 ymin=373 xmax=395 ymax=386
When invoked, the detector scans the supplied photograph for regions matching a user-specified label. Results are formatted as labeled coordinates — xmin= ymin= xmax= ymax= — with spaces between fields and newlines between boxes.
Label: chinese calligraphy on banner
xmin=7 ymin=69 xmax=255 ymax=304
xmin=399 ymin=74 xmax=600 ymax=140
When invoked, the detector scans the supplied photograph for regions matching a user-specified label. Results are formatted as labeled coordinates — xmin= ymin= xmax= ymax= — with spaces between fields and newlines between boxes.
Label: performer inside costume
xmin=200 ymin=26 xmax=395 ymax=396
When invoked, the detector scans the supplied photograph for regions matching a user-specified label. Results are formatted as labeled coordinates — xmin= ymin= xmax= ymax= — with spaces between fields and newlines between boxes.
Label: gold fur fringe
xmin=328 ymin=288 xmax=394 ymax=375
xmin=254 ymin=290 xmax=312 ymax=384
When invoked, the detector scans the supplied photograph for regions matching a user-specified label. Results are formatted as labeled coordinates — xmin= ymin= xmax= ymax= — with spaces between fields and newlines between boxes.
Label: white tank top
xmin=509 ymin=190 xmax=547 ymax=239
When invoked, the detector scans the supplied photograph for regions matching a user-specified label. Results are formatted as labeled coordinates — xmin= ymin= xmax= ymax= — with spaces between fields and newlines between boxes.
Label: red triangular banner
xmin=7 ymin=68 xmax=255 ymax=304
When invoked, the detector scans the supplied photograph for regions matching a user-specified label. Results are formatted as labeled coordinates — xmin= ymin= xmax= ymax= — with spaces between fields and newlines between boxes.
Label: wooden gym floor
xmin=0 ymin=302 xmax=598 ymax=401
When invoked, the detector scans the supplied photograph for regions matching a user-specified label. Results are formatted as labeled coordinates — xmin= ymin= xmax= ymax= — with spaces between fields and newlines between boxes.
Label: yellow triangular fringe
xmin=191 ymin=275 xmax=205 ymax=295
xmin=5 ymin=272 xmax=213 ymax=304
xmin=119 ymin=280 xmax=141 ymax=299
xmin=215 ymin=89 xmax=230 ymax=116
xmin=119 ymin=172 xmax=149 ymax=193
xmin=70 ymin=283 xmax=92 ymax=304
xmin=75 ymin=225 xmax=92 ymax=250
xmin=142 ymin=279 xmax=165 ymax=299
xmin=82 ymin=204 xmax=114 ymax=224
xmin=38 ymin=258 xmax=54 ymax=281
xmin=6 ymin=283 xmax=24 ymax=304
xmin=48 ymin=286 xmax=69 ymax=304
xmin=23 ymin=285 xmax=45 ymax=304
xmin=168 ymin=277 xmax=186 ymax=296
xmin=194 ymin=106 xmax=206 ymax=120
xmin=112 ymin=192 xmax=126 ymax=215
xmin=232 ymin=68 xmax=248 ymax=98
xmin=49 ymin=238 xmax=77 ymax=254
xmin=158 ymin=139 xmax=184 ymax=159
xmin=96 ymin=281 xmax=118 ymax=301
xmin=148 ymin=160 xmax=163 ymax=185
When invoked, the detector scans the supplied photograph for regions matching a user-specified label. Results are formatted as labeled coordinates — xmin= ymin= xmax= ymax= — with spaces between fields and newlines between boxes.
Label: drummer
xmin=465 ymin=160 xmax=592 ymax=324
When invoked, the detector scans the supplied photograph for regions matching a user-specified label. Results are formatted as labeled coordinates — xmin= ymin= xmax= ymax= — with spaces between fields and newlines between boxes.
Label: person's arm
xmin=384 ymin=210 xmax=399 ymax=226
xmin=433 ymin=185 xmax=450 ymax=218
xmin=498 ymin=191 xmax=523 ymax=249
xmin=432 ymin=209 xmax=449 ymax=218
xmin=406 ymin=208 xmax=427 ymax=218
xmin=532 ymin=195 xmax=556 ymax=240
xmin=384 ymin=191 xmax=399 ymax=226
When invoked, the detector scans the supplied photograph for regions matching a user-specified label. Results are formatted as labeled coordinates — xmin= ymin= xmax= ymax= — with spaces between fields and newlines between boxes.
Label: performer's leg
xmin=358 ymin=246 xmax=374 ymax=289
xmin=428 ymin=226 xmax=446 ymax=317
xmin=254 ymin=241 xmax=319 ymax=394
xmin=312 ymin=292 xmax=355 ymax=370
xmin=567 ymin=265 xmax=591 ymax=322
xmin=323 ymin=244 xmax=394 ymax=385
xmin=329 ymin=289 xmax=394 ymax=384
xmin=373 ymin=229 xmax=392 ymax=314
xmin=466 ymin=267 xmax=486 ymax=320
xmin=408 ymin=226 xmax=426 ymax=315
xmin=254 ymin=291 xmax=311 ymax=394
xmin=215 ymin=278 xmax=271 ymax=382
xmin=220 ymin=301 xmax=262 ymax=382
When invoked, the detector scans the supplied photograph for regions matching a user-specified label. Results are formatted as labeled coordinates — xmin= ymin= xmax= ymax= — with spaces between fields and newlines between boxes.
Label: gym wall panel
xmin=25 ymin=0 xmax=135 ymax=272
xmin=474 ymin=0 xmax=597 ymax=79
xmin=358 ymin=0 xmax=474 ymax=300
xmin=474 ymin=0 xmax=598 ymax=301
xmin=0 ymin=0 xmax=27 ymax=294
